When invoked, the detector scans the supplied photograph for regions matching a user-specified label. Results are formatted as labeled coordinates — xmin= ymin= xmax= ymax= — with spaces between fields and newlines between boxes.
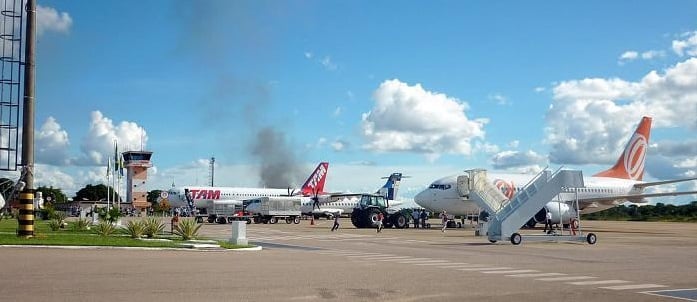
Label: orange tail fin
xmin=593 ymin=116 xmax=651 ymax=180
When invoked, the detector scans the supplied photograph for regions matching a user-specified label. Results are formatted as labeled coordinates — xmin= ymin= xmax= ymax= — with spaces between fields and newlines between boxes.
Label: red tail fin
xmin=300 ymin=162 xmax=329 ymax=195
xmin=594 ymin=116 xmax=651 ymax=180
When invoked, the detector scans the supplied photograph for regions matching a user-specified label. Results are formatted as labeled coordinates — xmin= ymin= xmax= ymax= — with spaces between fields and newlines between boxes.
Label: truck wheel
xmin=196 ymin=217 xmax=203 ymax=223
xmin=246 ymin=218 xmax=251 ymax=224
xmin=216 ymin=216 xmax=227 ymax=224
xmin=270 ymin=217 xmax=278 ymax=224
xmin=367 ymin=209 xmax=381 ymax=228
xmin=207 ymin=216 xmax=215 ymax=223
xmin=510 ymin=233 xmax=522 ymax=245
xmin=393 ymin=213 xmax=408 ymax=229
xmin=285 ymin=217 xmax=293 ymax=224
xmin=587 ymin=233 xmax=597 ymax=245
xmin=293 ymin=216 xmax=300 ymax=224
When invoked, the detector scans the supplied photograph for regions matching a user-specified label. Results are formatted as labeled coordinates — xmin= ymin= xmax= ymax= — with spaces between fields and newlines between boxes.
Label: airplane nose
xmin=414 ymin=190 xmax=430 ymax=208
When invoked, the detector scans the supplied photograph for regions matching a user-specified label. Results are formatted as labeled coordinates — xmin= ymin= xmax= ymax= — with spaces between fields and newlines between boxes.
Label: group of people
xmin=411 ymin=209 xmax=431 ymax=229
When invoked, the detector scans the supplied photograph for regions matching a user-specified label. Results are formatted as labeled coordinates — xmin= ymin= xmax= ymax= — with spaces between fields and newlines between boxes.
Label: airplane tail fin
xmin=376 ymin=173 xmax=404 ymax=200
xmin=593 ymin=116 xmax=651 ymax=181
xmin=300 ymin=162 xmax=329 ymax=196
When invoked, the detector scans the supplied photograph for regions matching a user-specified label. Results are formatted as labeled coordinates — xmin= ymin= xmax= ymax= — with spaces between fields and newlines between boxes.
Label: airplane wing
xmin=633 ymin=177 xmax=697 ymax=189
xmin=577 ymin=191 xmax=697 ymax=207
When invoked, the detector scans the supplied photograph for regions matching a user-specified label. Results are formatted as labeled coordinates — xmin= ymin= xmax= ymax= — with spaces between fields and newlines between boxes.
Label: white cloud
xmin=333 ymin=106 xmax=342 ymax=117
xmin=475 ymin=142 xmax=499 ymax=154
xmin=80 ymin=111 xmax=148 ymax=166
xmin=346 ymin=90 xmax=354 ymax=100
xmin=304 ymin=51 xmax=313 ymax=59
xmin=490 ymin=150 xmax=547 ymax=170
xmin=508 ymin=140 xmax=520 ymax=148
xmin=37 ymin=5 xmax=72 ymax=36
xmin=330 ymin=139 xmax=348 ymax=152
xmin=36 ymin=117 xmax=71 ymax=166
xmin=321 ymin=56 xmax=337 ymax=71
xmin=360 ymin=79 xmax=487 ymax=160
xmin=618 ymin=50 xmax=665 ymax=65
xmin=534 ymin=87 xmax=546 ymax=93
xmin=672 ymin=31 xmax=697 ymax=57
xmin=641 ymin=50 xmax=665 ymax=59
xmin=488 ymin=93 xmax=509 ymax=105
xmin=619 ymin=51 xmax=638 ymax=62
xmin=546 ymin=57 xmax=697 ymax=167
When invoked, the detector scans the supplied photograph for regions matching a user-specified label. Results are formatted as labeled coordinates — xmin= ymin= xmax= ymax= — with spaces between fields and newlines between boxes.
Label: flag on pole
xmin=114 ymin=140 xmax=119 ymax=172
xmin=119 ymin=155 xmax=124 ymax=177
xmin=106 ymin=157 xmax=111 ymax=178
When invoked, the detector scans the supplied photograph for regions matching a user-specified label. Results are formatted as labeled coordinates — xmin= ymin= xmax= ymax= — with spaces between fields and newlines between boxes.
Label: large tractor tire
xmin=391 ymin=213 xmax=408 ymax=229
xmin=366 ymin=208 xmax=381 ymax=228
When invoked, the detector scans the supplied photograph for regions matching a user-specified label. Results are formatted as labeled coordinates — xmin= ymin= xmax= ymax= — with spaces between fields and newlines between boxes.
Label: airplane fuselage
xmin=414 ymin=173 xmax=642 ymax=224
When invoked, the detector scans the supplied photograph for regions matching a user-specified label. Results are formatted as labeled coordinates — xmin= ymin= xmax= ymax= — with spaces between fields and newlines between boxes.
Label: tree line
xmin=584 ymin=202 xmax=697 ymax=222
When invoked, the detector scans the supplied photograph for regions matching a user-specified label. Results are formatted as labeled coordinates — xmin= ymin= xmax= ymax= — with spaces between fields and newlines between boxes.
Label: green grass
xmin=0 ymin=219 xmax=253 ymax=249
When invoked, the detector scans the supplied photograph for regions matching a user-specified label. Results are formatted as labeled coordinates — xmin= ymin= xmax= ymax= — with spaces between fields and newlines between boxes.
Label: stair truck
xmin=350 ymin=193 xmax=410 ymax=229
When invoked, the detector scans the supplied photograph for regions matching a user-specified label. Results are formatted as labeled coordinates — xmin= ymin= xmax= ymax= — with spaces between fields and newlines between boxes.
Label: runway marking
xmin=600 ymin=284 xmax=667 ymax=290
xmin=413 ymin=261 xmax=453 ymax=266
xmin=392 ymin=258 xmax=435 ymax=263
xmin=457 ymin=267 xmax=513 ymax=271
xmin=347 ymin=254 xmax=394 ymax=258
xmin=568 ymin=280 xmax=630 ymax=286
xmin=377 ymin=257 xmax=419 ymax=261
xmin=536 ymin=276 xmax=597 ymax=281
xmin=398 ymin=259 xmax=448 ymax=264
xmin=482 ymin=270 xmax=539 ymax=274
xmin=641 ymin=288 xmax=697 ymax=301
xmin=507 ymin=273 xmax=567 ymax=278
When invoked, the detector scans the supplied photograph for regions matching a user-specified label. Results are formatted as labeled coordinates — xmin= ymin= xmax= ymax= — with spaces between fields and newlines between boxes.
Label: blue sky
xmin=2 ymin=1 xmax=697 ymax=203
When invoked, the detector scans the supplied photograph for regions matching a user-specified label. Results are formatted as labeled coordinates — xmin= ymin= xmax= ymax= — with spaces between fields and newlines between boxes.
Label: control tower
xmin=122 ymin=151 xmax=153 ymax=212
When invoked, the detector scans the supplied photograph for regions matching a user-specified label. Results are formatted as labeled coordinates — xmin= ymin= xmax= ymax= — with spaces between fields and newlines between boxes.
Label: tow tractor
xmin=350 ymin=194 xmax=410 ymax=229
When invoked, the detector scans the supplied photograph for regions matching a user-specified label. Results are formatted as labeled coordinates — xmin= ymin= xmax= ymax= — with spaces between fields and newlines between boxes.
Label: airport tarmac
xmin=1 ymin=219 xmax=695 ymax=301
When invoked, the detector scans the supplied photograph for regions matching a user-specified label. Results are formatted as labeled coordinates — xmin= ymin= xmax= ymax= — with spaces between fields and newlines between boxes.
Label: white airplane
xmin=298 ymin=172 xmax=408 ymax=218
xmin=415 ymin=116 xmax=697 ymax=227
xmin=166 ymin=162 xmax=329 ymax=209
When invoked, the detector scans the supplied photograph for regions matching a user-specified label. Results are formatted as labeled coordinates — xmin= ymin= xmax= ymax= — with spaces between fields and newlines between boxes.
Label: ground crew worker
xmin=331 ymin=214 xmax=340 ymax=232
xmin=544 ymin=210 xmax=553 ymax=233
xmin=376 ymin=212 xmax=384 ymax=233
xmin=412 ymin=209 xmax=420 ymax=228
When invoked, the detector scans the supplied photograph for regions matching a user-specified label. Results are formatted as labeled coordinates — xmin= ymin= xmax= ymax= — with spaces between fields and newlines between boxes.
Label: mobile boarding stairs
xmin=457 ymin=168 xmax=596 ymax=245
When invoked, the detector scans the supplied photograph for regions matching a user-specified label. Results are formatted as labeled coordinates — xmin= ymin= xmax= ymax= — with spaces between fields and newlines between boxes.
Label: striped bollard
xmin=18 ymin=190 xmax=34 ymax=237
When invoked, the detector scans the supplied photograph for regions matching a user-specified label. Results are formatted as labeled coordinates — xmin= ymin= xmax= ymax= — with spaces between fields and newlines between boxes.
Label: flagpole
xmin=106 ymin=157 xmax=111 ymax=212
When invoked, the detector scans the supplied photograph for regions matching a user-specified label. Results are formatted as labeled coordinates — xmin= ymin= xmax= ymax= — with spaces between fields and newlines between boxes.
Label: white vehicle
xmin=245 ymin=196 xmax=302 ymax=224
xmin=165 ymin=162 xmax=329 ymax=209
xmin=415 ymin=116 xmax=697 ymax=227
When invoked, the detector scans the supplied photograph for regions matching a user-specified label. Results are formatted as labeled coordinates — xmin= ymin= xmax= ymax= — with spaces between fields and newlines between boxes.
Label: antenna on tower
xmin=208 ymin=157 xmax=215 ymax=187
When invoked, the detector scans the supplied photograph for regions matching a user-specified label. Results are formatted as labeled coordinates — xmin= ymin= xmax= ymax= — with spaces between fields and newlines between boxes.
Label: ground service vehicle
xmin=195 ymin=200 xmax=251 ymax=224
xmin=350 ymin=194 xmax=409 ymax=229
xmin=247 ymin=197 xmax=302 ymax=224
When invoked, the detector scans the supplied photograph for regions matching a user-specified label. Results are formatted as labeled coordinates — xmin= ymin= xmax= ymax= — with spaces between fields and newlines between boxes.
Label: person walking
xmin=412 ymin=209 xmax=420 ymax=229
xmin=440 ymin=210 xmax=448 ymax=233
xmin=331 ymin=214 xmax=340 ymax=232
xmin=376 ymin=212 xmax=384 ymax=233
xmin=543 ymin=210 xmax=553 ymax=233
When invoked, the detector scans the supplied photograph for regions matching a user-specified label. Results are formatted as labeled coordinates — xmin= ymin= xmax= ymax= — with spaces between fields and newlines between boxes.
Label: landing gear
xmin=586 ymin=233 xmax=597 ymax=245
xmin=510 ymin=233 xmax=522 ymax=245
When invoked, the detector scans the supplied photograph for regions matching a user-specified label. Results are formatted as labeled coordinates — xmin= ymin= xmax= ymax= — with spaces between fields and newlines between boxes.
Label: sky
xmin=1 ymin=0 xmax=696 ymax=204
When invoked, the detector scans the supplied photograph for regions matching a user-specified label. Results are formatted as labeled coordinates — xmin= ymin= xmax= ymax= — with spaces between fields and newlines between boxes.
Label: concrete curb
xmin=0 ymin=244 xmax=262 ymax=252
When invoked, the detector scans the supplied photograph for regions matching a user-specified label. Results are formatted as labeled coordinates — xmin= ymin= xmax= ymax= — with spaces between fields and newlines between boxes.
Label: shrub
xmin=95 ymin=222 xmax=116 ymax=236
xmin=96 ymin=207 xmax=123 ymax=224
xmin=125 ymin=220 xmax=145 ymax=239
xmin=173 ymin=218 xmax=202 ymax=241
xmin=47 ymin=219 xmax=61 ymax=231
xmin=71 ymin=218 xmax=90 ymax=231
xmin=143 ymin=217 xmax=164 ymax=238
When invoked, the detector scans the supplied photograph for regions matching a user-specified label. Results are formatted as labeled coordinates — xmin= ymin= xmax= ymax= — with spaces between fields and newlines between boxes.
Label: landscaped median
xmin=0 ymin=217 xmax=258 ymax=251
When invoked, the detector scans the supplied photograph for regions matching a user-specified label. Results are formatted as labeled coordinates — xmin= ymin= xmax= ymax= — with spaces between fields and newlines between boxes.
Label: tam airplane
xmin=415 ymin=116 xmax=697 ymax=227
xmin=166 ymin=162 xmax=329 ymax=209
